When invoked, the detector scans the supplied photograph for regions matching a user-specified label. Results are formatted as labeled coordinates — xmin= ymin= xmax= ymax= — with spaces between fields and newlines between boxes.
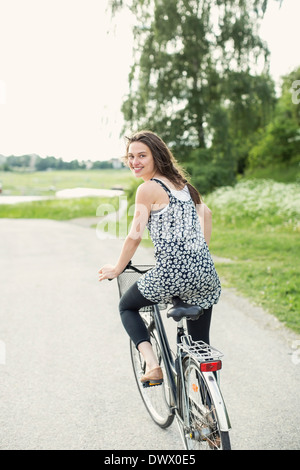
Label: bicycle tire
xmin=178 ymin=356 xmax=231 ymax=450
xmin=130 ymin=312 xmax=174 ymax=429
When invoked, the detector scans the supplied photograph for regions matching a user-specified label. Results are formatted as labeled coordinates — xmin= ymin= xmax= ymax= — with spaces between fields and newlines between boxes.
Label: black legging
xmin=119 ymin=281 xmax=212 ymax=349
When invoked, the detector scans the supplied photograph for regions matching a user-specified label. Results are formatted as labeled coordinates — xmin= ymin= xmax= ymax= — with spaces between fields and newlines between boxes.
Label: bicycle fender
xmin=204 ymin=372 xmax=231 ymax=432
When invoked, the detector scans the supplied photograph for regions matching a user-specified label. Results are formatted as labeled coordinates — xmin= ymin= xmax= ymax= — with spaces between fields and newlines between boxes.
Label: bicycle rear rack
xmin=178 ymin=336 xmax=223 ymax=363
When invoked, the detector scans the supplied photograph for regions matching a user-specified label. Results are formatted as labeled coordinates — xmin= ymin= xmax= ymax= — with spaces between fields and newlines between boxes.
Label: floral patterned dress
xmin=137 ymin=178 xmax=221 ymax=308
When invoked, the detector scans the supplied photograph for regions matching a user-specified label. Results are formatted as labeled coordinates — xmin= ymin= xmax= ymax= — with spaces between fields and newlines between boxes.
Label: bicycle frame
xmin=150 ymin=304 xmax=193 ymax=425
xmin=151 ymin=304 xmax=177 ymax=405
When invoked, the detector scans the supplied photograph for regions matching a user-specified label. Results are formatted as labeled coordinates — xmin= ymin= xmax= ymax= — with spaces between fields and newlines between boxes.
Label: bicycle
xmin=116 ymin=262 xmax=231 ymax=450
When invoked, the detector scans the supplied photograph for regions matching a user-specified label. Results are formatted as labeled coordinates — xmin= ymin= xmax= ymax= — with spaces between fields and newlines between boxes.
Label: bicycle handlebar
xmin=108 ymin=260 xmax=148 ymax=281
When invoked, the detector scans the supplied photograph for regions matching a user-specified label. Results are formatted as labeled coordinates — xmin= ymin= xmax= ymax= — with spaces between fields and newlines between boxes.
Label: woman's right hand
xmin=98 ymin=264 xmax=119 ymax=282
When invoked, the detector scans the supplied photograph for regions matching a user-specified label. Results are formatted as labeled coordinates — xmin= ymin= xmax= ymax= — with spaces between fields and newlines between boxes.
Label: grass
xmin=0 ymin=196 xmax=119 ymax=220
xmin=0 ymin=169 xmax=134 ymax=196
xmin=205 ymin=179 xmax=300 ymax=334
xmin=209 ymin=226 xmax=299 ymax=333
xmin=0 ymin=168 xmax=131 ymax=220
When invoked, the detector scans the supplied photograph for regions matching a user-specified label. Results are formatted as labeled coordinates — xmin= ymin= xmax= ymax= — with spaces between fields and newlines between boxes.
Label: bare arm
xmin=197 ymin=203 xmax=212 ymax=246
xmin=98 ymin=236 xmax=141 ymax=281
xmin=98 ymin=183 xmax=152 ymax=281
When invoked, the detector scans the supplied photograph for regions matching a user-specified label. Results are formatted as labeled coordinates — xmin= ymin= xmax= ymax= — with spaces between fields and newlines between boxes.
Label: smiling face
xmin=127 ymin=141 xmax=157 ymax=181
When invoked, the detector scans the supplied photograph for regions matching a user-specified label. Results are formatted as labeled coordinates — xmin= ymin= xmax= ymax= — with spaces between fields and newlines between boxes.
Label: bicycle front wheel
xmin=130 ymin=316 xmax=174 ymax=429
xmin=179 ymin=357 xmax=231 ymax=450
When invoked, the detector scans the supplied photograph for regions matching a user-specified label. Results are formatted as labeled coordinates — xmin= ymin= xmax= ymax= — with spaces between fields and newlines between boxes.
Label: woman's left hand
xmin=98 ymin=264 xmax=119 ymax=282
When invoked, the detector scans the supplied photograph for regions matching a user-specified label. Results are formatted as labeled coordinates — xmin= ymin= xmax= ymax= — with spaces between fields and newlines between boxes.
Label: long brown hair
xmin=124 ymin=130 xmax=202 ymax=205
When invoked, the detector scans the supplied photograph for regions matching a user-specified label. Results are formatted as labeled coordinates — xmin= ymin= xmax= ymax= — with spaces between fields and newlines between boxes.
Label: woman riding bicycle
xmin=98 ymin=130 xmax=221 ymax=386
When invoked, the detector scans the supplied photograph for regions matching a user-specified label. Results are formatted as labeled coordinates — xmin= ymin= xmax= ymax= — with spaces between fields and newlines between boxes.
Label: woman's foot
xmin=137 ymin=341 xmax=163 ymax=386
xmin=140 ymin=365 xmax=163 ymax=386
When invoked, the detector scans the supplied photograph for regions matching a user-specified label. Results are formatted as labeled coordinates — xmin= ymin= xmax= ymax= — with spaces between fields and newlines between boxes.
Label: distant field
xmin=0 ymin=196 xmax=119 ymax=220
xmin=0 ymin=169 xmax=134 ymax=196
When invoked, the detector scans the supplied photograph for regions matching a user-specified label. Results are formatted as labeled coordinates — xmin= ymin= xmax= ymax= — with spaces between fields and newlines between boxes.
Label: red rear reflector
xmin=200 ymin=360 xmax=222 ymax=372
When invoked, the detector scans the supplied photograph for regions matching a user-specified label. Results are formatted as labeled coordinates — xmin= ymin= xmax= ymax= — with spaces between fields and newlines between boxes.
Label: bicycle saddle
xmin=167 ymin=297 xmax=203 ymax=322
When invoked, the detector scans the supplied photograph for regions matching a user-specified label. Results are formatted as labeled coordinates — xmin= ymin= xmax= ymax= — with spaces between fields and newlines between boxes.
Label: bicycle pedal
xmin=142 ymin=380 xmax=163 ymax=388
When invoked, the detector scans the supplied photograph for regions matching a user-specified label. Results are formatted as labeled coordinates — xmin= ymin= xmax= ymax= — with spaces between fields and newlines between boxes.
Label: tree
xmin=249 ymin=67 xmax=300 ymax=168
xmin=110 ymin=0 xmax=276 ymax=144
xmin=109 ymin=0 xmax=277 ymax=192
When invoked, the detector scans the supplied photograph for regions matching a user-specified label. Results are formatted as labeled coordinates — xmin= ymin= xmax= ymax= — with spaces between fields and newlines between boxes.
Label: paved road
xmin=0 ymin=218 xmax=299 ymax=450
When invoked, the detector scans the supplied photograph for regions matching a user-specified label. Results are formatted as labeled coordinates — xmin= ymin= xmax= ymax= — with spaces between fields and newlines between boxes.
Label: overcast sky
xmin=0 ymin=0 xmax=299 ymax=162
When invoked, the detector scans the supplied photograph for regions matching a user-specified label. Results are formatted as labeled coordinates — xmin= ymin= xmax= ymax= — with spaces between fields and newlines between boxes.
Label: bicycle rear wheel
xmin=179 ymin=357 xmax=231 ymax=450
xmin=130 ymin=312 xmax=174 ymax=429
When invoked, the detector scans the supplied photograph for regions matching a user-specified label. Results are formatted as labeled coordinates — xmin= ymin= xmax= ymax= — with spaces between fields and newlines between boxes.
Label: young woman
xmin=98 ymin=130 xmax=221 ymax=386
